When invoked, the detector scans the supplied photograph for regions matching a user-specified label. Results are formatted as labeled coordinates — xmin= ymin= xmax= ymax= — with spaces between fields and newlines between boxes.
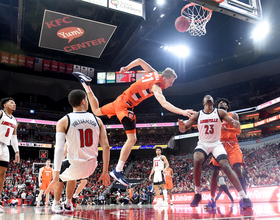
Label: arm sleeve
xmin=11 ymin=135 xmax=19 ymax=153
xmin=53 ymin=132 xmax=66 ymax=171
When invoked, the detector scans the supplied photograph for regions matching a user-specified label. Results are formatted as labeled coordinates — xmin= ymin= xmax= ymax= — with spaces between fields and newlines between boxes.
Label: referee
xmin=215 ymin=171 xmax=234 ymax=204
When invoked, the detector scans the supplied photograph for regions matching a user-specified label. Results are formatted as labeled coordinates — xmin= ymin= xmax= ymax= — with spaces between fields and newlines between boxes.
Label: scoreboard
xmin=97 ymin=70 xmax=148 ymax=84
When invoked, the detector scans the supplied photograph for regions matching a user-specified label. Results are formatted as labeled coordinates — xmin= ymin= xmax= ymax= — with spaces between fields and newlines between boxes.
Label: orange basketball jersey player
xmin=164 ymin=167 xmax=174 ymax=205
xmin=37 ymin=159 xmax=53 ymax=207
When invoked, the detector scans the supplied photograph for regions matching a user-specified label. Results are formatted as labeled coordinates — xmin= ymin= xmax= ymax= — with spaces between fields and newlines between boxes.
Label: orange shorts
xmin=210 ymin=141 xmax=243 ymax=168
xmin=100 ymin=95 xmax=136 ymax=133
xmin=165 ymin=180 xmax=173 ymax=190
xmin=40 ymin=180 xmax=51 ymax=191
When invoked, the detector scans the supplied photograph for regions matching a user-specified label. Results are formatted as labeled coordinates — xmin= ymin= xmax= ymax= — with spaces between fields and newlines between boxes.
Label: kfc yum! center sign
xmin=39 ymin=10 xmax=116 ymax=58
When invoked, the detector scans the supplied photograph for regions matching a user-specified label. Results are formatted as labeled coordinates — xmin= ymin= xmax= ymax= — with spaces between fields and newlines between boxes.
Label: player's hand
xmin=232 ymin=120 xmax=240 ymax=129
xmin=163 ymin=169 xmax=166 ymax=174
xmin=13 ymin=152 xmax=20 ymax=163
xmin=222 ymin=126 xmax=227 ymax=131
xmin=39 ymin=182 xmax=42 ymax=187
xmin=98 ymin=172 xmax=110 ymax=187
xmin=182 ymin=109 xmax=196 ymax=118
xmin=149 ymin=176 xmax=151 ymax=181
xmin=120 ymin=67 xmax=128 ymax=73
xmin=178 ymin=119 xmax=185 ymax=128
xmin=44 ymin=179 xmax=59 ymax=194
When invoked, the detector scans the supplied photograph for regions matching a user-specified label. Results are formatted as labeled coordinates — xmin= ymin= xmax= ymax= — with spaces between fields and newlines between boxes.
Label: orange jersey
xmin=41 ymin=167 xmax=52 ymax=181
xmin=220 ymin=112 xmax=241 ymax=142
xmin=164 ymin=168 xmax=173 ymax=182
xmin=122 ymin=72 xmax=165 ymax=108
xmin=129 ymin=188 xmax=133 ymax=198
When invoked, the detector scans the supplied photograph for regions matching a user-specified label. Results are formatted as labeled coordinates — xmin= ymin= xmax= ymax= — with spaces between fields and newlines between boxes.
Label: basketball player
xmin=208 ymin=98 xmax=247 ymax=209
xmin=149 ymin=147 xmax=169 ymax=206
xmin=73 ymin=59 xmax=195 ymax=186
xmin=37 ymin=159 xmax=52 ymax=207
xmin=44 ymin=89 xmax=110 ymax=213
xmin=178 ymin=95 xmax=252 ymax=209
xmin=0 ymin=97 xmax=20 ymax=212
xmin=164 ymin=167 xmax=174 ymax=205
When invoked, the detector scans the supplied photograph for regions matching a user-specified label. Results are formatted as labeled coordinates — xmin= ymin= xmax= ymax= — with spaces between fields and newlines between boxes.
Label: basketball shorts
xmin=210 ymin=141 xmax=243 ymax=168
xmin=153 ymin=170 xmax=165 ymax=185
xmin=0 ymin=143 xmax=10 ymax=167
xmin=165 ymin=180 xmax=173 ymax=190
xmin=40 ymin=180 xmax=51 ymax=191
xmin=100 ymin=95 xmax=136 ymax=133
xmin=194 ymin=140 xmax=228 ymax=163
xmin=59 ymin=158 xmax=97 ymax=182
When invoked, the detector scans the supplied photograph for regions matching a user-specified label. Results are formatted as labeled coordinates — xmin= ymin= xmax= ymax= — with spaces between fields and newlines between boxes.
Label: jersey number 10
xmin=78 ymin=129 xmax=93 ymax=148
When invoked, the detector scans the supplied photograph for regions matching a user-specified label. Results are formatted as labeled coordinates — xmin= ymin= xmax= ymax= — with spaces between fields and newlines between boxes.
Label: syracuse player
xmin=73 ymin=58 xmax=195 ymax=186
xmin=37 ymin=159 xmax=52 ymax=207
xmin=207 ymin=98 xmax=247 ymax=209
xmin=164 ymin=167 xmax=174 ymax=205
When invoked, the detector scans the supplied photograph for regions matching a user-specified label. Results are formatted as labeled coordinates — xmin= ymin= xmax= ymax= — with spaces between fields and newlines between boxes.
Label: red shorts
xmin=40 ymin=180 xmax=51 ymax=191
xmin=100 ymin=95 xmax=136 ymax=133
xmin=165 ymin=180 xmax=173 ymax=190
xmin=210 ymin=141 xmax=243 ymax=167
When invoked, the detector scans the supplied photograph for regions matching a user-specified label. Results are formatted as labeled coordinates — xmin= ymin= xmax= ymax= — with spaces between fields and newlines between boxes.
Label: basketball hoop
xmin=181 ymin=3 xmax=213 ymax=37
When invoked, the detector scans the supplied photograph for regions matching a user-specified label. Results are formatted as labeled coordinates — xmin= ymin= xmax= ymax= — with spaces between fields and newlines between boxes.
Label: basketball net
xmin=181 ymin=3 xmax=213 ymax=37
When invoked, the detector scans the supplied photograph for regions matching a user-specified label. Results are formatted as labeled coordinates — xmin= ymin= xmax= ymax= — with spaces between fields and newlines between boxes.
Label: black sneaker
xmin=72 ymin=72 xmax=92 ymax=85
xmin=63 ymin=202 xmax=74 ymax=213
xmin=72 ymin=197 xmax=77 ymax=208
xmin=241 ymin=198 xmax=253 ymax=210
xmin=190 ymin=193 xmax=201 ymax=207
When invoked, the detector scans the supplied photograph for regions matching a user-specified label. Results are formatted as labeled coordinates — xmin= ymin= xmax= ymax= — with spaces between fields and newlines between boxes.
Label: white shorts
xmin=194 ymin=140 xmax=228 ymax=163
xmin=153 ymin=170 xmax=165 ymax=185
xmin=0 ymin=143 xmax=10 ymax=164
xmin=59 ymin=158 xmax=97 ymax=182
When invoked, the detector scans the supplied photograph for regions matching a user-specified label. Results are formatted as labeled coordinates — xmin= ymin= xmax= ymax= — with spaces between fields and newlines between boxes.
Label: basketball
xmin=175 ymin=16 xmax=190 ymax=33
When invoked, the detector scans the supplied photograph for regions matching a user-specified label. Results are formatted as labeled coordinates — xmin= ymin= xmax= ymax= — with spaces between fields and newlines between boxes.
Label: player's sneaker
xmin=45 ymin=203 xmax=49 ymax=208
xmin=239 ymin=199 xmax=243 ymax=208
xmin=72 ymin=197 xmax=77 ymax=208
xmin=36 ymin=203 xmax=40 ymax=207
xmin=241 ymin=198 xmax=253 ymax=210
xmin=0 ymin=205 xmax=4 ymax=212
xmin=190 ymin=193 xmax=201 ymax=207
xmin=138 ymin=202 xmax=142 ymax=206
xmin=204 ymin=199 xmax=216 ymax=209
xmin=72 ymin=72 xmax=92 ymax=85
xmin=63 ymin=202 xmax=74 ymax=213
xmin=110 ymin=169 xmax=129 ymax=187
xmin=156 ymin=198 xmax=163 ymax=206
xmin=51 ymin=203 xmax=64 ymax=213
xmin=162 ymin=200 xmax=168 ymax=207
xmin=170 ymin=201 xmax=173 ymax=205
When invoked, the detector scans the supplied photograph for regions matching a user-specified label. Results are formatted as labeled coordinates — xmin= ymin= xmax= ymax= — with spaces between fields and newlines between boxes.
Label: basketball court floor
xmin=1 ymin=202 xmax=280 ymax=220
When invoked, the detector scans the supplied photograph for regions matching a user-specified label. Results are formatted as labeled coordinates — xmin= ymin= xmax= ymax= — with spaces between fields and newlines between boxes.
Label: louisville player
xmin=206 ymin=98 xmax=247 ymax=209
xmin=164 ymin=167 xmax=174 ymax=205
xmin=37 ymin=159 xmax=52 ymax=207
xmin=149 ymin=147 xmax=169 ymax=207
xmin=0 ymin=97 xmax=20 ymax=212
xmin=178 ymin=95 xmax=252 ymax=209
xmin=73 ymin=58 xmax=195 ymax=186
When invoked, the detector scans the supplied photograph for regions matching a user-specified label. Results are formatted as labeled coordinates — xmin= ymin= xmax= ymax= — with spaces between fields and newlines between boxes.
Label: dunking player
xmin=178 ymin=95 xmax=252 ymax=209
xmin=206 ymin=98 xmax=247 ymax=209
xmin=37 ymin=159 xmax=52 ymax=207
xmin=164 ymin=167 xmax=174 ymax=205
xmin=149 ymin=147 xmax=169 ymax=206
xmin=73 ymin=58 xmax=195 ymax=186
xmin=45 ymin=90 xmax=110 ymax=213
xmin=0 ymin=97 xmax=20 ymax=212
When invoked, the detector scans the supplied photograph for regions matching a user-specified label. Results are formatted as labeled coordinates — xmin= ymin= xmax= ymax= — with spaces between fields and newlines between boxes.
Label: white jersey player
xmin=178 ymin=95 xmax=252 ymax=209
xmin=0 ymin=97 xmax=20 ymax=212
xmin=149 ymin=147 xmax=169 ymax=206
xmin=45 ymin=89 xmax=110 ymax=214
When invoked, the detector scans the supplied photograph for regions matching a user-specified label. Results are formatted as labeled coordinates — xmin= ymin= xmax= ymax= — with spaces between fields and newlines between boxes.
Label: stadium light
xmin=157 ymin=0 xmax=164 ymax=5
xmin=168 ymin=45 xmax=190 ymax=58
xmin=251 ymin=21 xmax=270 ymax=41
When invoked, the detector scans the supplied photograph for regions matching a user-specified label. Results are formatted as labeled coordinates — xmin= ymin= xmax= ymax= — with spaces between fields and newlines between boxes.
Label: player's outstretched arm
xmin=97 ymin=117 xmax=110 ymax=187
xmin=219 ymin=109 xmax=240 ymax=129
xmin=149 ymin=165 xmax=155 ymax=181
xmin=178 ymin=113 xmax=198 ymax=133
xmin=120 ymin=58 xmax=156 ymax=73
xmin=162 ymin=156 xmax=169 ymax=173
xmin=152 ymin=84 xmax=196 ymax=117
xmin=223 ymin=112 xmax=241 ymax=134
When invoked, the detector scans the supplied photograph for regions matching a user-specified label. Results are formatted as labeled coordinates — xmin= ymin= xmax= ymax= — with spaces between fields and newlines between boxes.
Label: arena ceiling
xmin=0 ymin=0 xmax=280 ymax=83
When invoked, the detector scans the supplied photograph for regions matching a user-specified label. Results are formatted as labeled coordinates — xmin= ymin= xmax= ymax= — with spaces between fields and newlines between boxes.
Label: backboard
xmin=184 ymin=0 xmax=262 ymax=23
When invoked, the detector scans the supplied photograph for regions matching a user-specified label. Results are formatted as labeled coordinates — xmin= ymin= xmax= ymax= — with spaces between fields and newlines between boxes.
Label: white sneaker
xmin=63 ymin=202 xmax=74 ymax=213
xmin=138 ymin=202 xmax=142 ymax=206
xmin=162 ymin=200 xmax=168 ymax=207
xmin=156 ymin=199 xmax=163 ymax=206
xmin=52 ymin=203 xmax=64 ymax=213
xmin=0 ymin=205 xmax=3 ymax=212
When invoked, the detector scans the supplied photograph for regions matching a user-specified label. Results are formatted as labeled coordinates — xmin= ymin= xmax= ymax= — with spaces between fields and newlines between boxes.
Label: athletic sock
xmin=239 ymin=177 xmax=247 ymax=194
xmin=73 ymin=193 xmax=78 ymax=199
xmin=163 ymin=190 xmax=168 ymax=201
xmin=54 ymin=200 xmax=60 ymax=205
xmin=116 ymin=160 xmax=125 ymax=172
xmin=66 ymin=198 xmax=72 ymax=206
xmin=195 ymin=186 xmax=201 ymax=194
xmin=238 ymin=190 xmax=248 ymax=199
